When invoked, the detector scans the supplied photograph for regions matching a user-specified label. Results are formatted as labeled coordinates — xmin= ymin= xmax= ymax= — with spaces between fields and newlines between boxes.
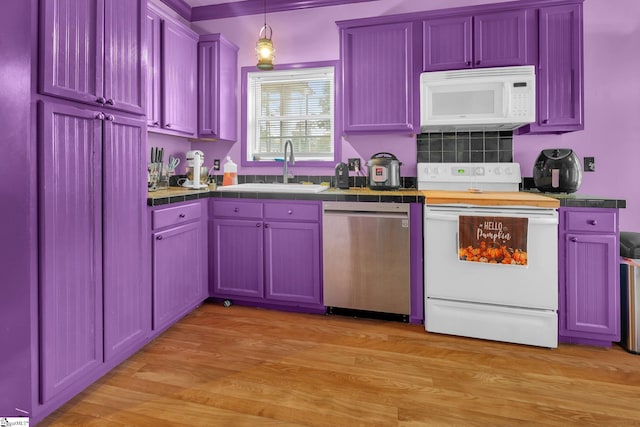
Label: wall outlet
xmin=213 ymin=159 xmax=221 ymax=171
xmin=584 ymin=156 xmax=595 ymax=172
xmin=348 ymin=158 xmax=361 ymax=172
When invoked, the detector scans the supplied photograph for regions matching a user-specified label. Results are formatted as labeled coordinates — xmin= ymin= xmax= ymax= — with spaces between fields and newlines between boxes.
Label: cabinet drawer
xmin=153 ymin=202 xmax=201 ymax=229
xmin=212 ymin=200 xmax=263 ymax=219
xmin=264 ymin=202 xmax=320 ymax=222
xmin=564 ymin=210 xmax=617 ymax=233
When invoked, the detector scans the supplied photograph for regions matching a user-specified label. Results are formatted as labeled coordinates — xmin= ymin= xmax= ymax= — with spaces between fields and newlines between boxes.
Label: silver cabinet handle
xmin=288 ymin=209 xmax=293 ymax=215
xmin=96 ymin=112 xmax=105 ymax=120
xmin=106 ymin=115 xmax=115 ymax=122
xmin=156 ymin=235 xmax=163 ymax=240
xmin=256 ymin=223 xmax=261 ymax=227
xmin=570 ymin=237 xmax=578 ymax=242
xmin=165 ymin=123 xmax=172 ymax=128
xmin=105 ymin=98 xmax=114 ymax=105
xmin=152 ymin=121 xmax=160 ymax=127
xmin=233 ymin=207 xmax=239 ymax=213
xmin=588 ymin=219 xmax=598 ymax=225
xmin=179 ymin=213 xmax=186 ymax=218
xmin=96 ymin=97 xmax=106 ymax=104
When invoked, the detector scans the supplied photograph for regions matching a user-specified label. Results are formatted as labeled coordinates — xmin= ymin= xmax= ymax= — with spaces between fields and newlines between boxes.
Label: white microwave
xmin=420 ymin=65 xmax=536 ymax=132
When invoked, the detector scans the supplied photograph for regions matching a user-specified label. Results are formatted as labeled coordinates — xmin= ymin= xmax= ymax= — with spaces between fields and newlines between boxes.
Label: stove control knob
xmin=505 ymin=167 xmax=513 ymax=175
xmin=424 ymin=166 xmax=430 ymax=175
xmin=474 ymin=167 xmax=484 ymax=176
xmin=494 ymin=167 xmax=501 ymax=175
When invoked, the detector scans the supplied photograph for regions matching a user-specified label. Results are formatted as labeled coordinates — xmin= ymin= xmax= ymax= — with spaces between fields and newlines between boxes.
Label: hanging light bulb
xmin=256 ymin=0 xmax=275 ymax=70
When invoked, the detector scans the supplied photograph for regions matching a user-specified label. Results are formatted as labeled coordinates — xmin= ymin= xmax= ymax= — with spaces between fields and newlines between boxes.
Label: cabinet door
xmin=162 ymin=19 xmax=197 ymax=135
xmin=153 ymin=222 xmax=204 ymax=331
xmin=474 ymin=10 xmax=528 ymax=68
xmin=198 ymin=36 xmax=238 ymax=141
xmin=39 ymin=101 xmax=103 ymax=403
xmin=537 ymin=4 xmax=583 ymax=131
xmin=103 ymin=0 xmax=144 ymax=115
xmin=103 ymin=115 xmax=149 ymax=361
xmin=145 ymin=9 xmax=161 ymax=128
xmin=40 ymin=0 xmax=103 ymax=105
xmin=341 ymin=22 xmax=416 ymax=133
xmin=264 ymin=222 xmax=321 ymax=305
xmin=210 ymin=219 xmax=264 ymax=298
xmin=564 ymin=233 xmax=619 ymax=340
xmin=423 ymin=16 xmax=472 ymax=71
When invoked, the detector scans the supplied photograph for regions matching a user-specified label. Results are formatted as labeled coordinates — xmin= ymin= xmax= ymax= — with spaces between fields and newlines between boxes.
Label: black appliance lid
xmin=367 ymin=152 xmax=402 ymax=166
xmin=620 ymin=232 xmax=640 ymax=258
xmin=540 ymin=148 xmax=574 ymax=160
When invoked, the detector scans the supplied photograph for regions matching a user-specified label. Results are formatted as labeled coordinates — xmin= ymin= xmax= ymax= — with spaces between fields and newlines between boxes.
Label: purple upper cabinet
xmin=340 ymin=21 xmax=417 ymax=134
xmin=162 ymin=19 xmax=198 ymax=136
xmin=559 ymin=208 xmax=620 ymax=347
xmin=473 ymin=10 xmax=528 ymax=68
xmin=102 ymin=0 xmax=145 ymax=114
xmin=526 ymin=3 xmax=584 ymax=133
xmin=145 ymin=8 xmax=162 ymax=128
xmin=40 ymin=0 xmax=101 ymax=106
xmin=423 ymin=16 xmax=472 ymax=71
xmin=423 ymin=10 xmax=529 ymax=71
xmin=102 ymin=114 xmax=149 ymax=362
xmin=40 ymin=0 xmax=144 ymax=115
xmin=38 ymin=101 xmax=104 ymax=403
xmin=198 ymin=34 xmax=238 ymax=141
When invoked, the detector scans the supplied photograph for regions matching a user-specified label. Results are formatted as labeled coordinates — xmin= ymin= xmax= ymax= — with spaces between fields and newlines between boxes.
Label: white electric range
xmin=418 ymin=163 xmax=559 ymax=348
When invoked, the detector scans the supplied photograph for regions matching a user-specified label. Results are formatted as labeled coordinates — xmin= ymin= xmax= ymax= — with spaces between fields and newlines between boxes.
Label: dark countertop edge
xmin=521 ymin=190 xmax=626 ymax=209
xmin=147 ymin=189 xmax=425 ymax=206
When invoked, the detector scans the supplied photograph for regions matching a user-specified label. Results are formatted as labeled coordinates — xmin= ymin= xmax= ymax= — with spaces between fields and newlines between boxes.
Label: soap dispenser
xmin=222 ymin=156 xmax=238 ymax=186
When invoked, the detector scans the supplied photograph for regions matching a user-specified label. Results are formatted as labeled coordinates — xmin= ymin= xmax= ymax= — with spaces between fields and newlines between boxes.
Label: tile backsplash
xmin=417 ymin=130 xmax=513 ymax=163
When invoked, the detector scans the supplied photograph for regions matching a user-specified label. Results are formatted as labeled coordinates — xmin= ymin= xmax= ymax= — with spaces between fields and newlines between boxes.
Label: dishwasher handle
xmin=323 ymin=210 xmax=408 ymax=220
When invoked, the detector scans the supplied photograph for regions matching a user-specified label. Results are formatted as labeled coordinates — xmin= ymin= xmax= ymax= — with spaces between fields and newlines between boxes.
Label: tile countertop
xmin=147 ymin=186 xmax=425 ymax=206
xmin=147 ymin=187 xmax=625 ymax=209
xmin=522 ymin=190 xmax=626 ymax=208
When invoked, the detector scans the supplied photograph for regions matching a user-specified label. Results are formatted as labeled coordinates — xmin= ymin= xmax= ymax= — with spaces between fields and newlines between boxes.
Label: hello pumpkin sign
xmin=458 ymin=216 xmax=528 ymax=266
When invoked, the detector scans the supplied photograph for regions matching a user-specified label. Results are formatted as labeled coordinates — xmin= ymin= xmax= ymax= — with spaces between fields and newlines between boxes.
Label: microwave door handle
xmin=503 ymin=83 xmax=509 ymax=117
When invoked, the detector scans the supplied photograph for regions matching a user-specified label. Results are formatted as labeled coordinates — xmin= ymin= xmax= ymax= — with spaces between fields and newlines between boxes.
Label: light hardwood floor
xmin=41 ymin=302 xmax=640 ymax=426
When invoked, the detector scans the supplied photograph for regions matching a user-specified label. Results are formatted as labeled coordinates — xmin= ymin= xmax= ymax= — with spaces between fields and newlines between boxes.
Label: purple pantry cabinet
xmin=339 ymin=21 xmax=418 ymax=134
xmin=198 ymin=34 xmax=238 ymax=141
xmin=38 ymin=101 xmax=104 ymax=403
xmin=40 ymin=0 xmax=144 ymax=115
xmin=559 ymin=208 xmax=620 ymax=347
xmin=103 ymin=114 xmax=149 ymax=361
xmin=1 ymin=0 xmax=33 ymax=417
xmin=161 ymin=18 xmax=198 ymax=136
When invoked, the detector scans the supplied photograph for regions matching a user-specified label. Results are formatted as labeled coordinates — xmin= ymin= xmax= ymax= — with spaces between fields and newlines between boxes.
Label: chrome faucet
xmin=283 ymin=139 xmax=295 ymax=184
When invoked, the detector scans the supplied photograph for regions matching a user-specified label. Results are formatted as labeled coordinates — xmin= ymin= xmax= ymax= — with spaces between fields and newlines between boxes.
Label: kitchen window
xmin=243 ymin=62 xmax=338 ymax=164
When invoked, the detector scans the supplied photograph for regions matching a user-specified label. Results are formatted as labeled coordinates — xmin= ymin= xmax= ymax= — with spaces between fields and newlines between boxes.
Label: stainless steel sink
xmin=216 ymin=183 xmax=329 ymax=193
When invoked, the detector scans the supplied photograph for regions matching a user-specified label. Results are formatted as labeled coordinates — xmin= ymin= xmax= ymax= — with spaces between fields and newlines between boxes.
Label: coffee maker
xmin=183 ymin=150 xmax=208 ymax=189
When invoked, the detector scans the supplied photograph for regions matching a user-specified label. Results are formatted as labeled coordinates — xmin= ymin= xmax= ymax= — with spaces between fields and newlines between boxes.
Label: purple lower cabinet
xmin=209 ymin=199 xmax=324 ymax=313
xmin=264 ymin=222 xmax=321 ymax=305
xmin=151 ymin=201 xmax=208 ymax=333
xmin=38 ymin=101 xmax=104 ymax=403
xmin=103 ymin=115 xmax=149 ymax=361
xmin=210 ymin=217 xmax=264 ymax=299
xmin=559 ymin=207 xmax=620 ymax=347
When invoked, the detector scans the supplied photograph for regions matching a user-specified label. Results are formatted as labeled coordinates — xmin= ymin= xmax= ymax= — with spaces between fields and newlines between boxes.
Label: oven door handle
xmin=427 ymin=212 xmax=557 ymax=226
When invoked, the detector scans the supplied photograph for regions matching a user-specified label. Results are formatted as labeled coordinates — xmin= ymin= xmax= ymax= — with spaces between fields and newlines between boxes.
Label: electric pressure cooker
xmin=533 ymin=148 xmax=582 ymax=193
xmin=367 ymin=152 xmax=401 ymax=190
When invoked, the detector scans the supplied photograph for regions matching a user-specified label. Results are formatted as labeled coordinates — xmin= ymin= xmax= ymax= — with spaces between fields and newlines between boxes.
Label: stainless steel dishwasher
xmin=322 ymin=202 xmax=411 ymax=316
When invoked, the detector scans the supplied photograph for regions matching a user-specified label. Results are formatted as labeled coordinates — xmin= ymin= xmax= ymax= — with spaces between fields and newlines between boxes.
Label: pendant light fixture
xmin=256 ymin=0 xmax=275 ymax=70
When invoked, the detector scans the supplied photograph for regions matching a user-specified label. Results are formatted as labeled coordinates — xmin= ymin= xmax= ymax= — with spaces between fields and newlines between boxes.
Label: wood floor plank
xmin=40 ymin=302 xmax=640 ymax=426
